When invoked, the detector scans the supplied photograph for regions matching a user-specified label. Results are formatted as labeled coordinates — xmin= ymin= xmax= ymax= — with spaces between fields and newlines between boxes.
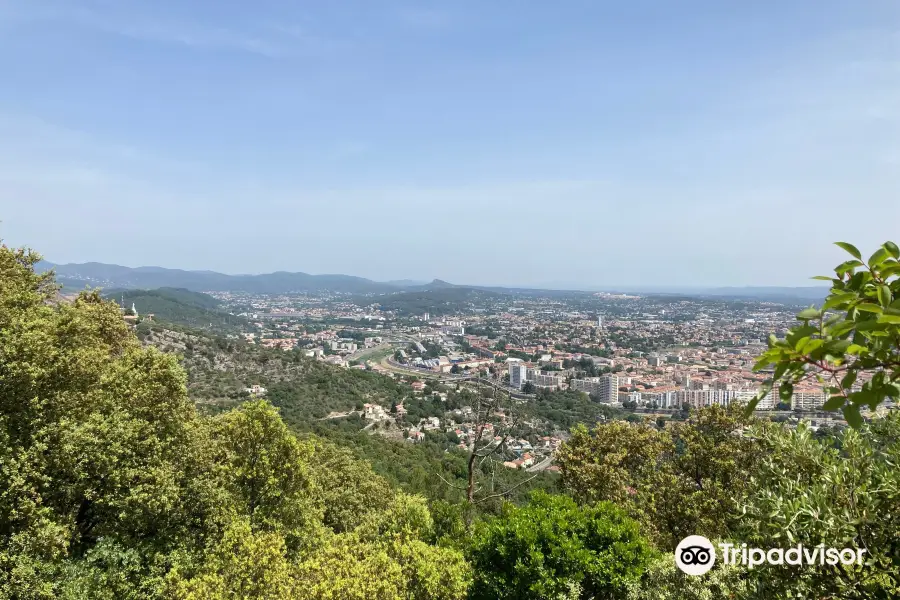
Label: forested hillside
xmin=134 ymin=320 xmax=555 ymax=506
xmin=105 ymin=287 xmax=251 ymax=332
xmin=358 ymin=287 xmax=505 ymax=316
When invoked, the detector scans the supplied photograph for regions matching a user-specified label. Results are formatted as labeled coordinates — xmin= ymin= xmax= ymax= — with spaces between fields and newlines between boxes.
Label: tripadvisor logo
xmin=675 ymin=535 xmax=716 ymax=576
xmin=675 ymin=536 xmax=867 ymax=576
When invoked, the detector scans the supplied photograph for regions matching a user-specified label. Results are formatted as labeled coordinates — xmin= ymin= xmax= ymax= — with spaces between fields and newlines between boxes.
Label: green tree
xmin=466 ymin=492 xmax=655 ymax=600
xmin=558 ymin=421 xmax=667 ymax=506
xmin=294 ymin=492 xmax=471 ymax=600
xmin=750 ymin=241 xmax=900 ymax=427
xmin=557 ymin=406 xmax=760 ymax=549
xmin=625 ymin=554 xmax=749 ymax=600
xmin=209 ymin=400 xmax=323 ymax=553
xmin=167 ymin=518 xmax=296 ymax=600
xmin=295 ymin=531 xmax=470 ymax=600
xmin=307 ymin=440 xmax=394 ymax=534
xmin=736 ymin=416 xmax=900 ymax=599
xmin=0 ymin=246 xmax=219 ymax=599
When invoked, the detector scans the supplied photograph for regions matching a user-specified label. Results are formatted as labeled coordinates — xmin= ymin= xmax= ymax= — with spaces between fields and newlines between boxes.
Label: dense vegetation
xmin=4 ymin=242 xmax=899 ymax=599
xmin=530 ymin=388 xmax=628 ymax=431
xmin=104 ymin=287 xmax=251 ymax=333
xmin=358 ymin=287 xmax=505 ymax=316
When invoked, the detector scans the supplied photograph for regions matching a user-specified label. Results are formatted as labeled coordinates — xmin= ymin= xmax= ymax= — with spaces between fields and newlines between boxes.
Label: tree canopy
xmin=466 ymin=492 xmax=655 ymax=600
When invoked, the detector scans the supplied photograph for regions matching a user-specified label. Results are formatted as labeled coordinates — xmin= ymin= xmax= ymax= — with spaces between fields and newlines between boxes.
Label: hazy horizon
xmin=38 ymin=256 xmax=831 ymax=293
xmin=2 ymin=1 xmax=898 ymax=287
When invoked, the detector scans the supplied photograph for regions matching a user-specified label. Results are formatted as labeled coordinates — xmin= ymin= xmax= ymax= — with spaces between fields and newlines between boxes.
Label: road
xmin=348 ymin=335 xmax=535 ymax=399
xmin=346 ymin=342 xmax=394 ymax=363
xmin=527 ymin=455 xmax=555 ymax=472
xmin=374 ymin=357 xmax=536 ymax=398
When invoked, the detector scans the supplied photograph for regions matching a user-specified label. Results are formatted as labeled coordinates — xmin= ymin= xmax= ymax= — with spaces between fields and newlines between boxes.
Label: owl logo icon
xmin=675 ymin=536 xmax=716 ymax=576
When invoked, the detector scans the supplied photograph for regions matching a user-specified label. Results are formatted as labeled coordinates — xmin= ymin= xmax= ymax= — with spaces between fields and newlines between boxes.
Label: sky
xmin=1 ymin=0 xmax=898 ymax=288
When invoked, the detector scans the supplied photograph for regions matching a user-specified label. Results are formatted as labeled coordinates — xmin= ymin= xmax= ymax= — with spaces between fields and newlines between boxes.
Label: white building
xmin=641 ymin=389 xmax=680 ymax=408
xmin=508 ymin=361 xmax=528 ymax=389
xmin=790 ymin=389 xmax=827 ymax=411
xmin=570 ymin=374 xmax=619 ymax=403
xmin=571 ymin=378 xmax=603 ymax=395
xmin=676 ymin=389 xmax=762 ymax=409
xmin=528 ymin=370 xmax=565 ymax=389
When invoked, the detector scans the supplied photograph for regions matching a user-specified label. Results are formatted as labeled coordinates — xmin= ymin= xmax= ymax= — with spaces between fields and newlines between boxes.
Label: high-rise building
xmin=571 ymin=378 xmax=603 ymax=395
xmin=508 ymin=361 xmax=528 ymax=389
xmin=642 ymin=389 xmax=680 ymax=408
xmin=600 ymin=374 xmax=619 ymax=403
xmin=570 ymin=374 xmax=620 ymax=402
xmin=530 ymin=370 xmax=565 ymax=389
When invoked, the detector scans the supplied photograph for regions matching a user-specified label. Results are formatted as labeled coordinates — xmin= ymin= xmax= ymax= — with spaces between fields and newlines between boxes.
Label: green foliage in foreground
xmin=625 ymin=553 xmax=750 ymax=600
xmin=557 ymin=406 xmax=761 ymax=549
xmin=467 ymin=493 xmax=656 ymax=600
xmin=0 ymin=245 xmax=470 ymax=599
xmin=557 ymin=407 xmax=900 ymax=598
xmin=736 ymin=417 xmax=900 ymax=599
xmin=751 ymin=241 xmax=900 ymax=426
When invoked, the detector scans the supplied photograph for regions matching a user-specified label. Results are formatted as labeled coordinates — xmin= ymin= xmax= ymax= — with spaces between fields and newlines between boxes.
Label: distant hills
xmin=39 ymin=261 xmax=405 ymax=295
xmin=356 ymin=286 xmax=505 ymax=316
xmin=103 ymin=287 xmax=250 ymax=332
xmin=39 ymin=260 xmax=829 ymax=302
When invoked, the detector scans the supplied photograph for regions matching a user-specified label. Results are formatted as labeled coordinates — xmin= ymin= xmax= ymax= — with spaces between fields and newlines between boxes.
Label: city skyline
xmin=2 ymin=0 xmax=899 ymax=286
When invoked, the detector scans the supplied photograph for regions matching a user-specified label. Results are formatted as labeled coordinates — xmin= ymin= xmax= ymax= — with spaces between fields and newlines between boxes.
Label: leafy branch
xmin=748 ymin=241 xmax=900 ymax=427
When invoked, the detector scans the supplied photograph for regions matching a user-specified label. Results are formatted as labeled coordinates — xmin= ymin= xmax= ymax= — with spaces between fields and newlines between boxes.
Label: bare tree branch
xmin=435 ymin=471 xmax=470 ymax=492
xmin=474 ymin=473 xmax=542 ymax=504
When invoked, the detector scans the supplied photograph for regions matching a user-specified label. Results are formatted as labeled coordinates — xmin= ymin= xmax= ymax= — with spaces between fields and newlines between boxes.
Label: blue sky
xmin=1 ymin=0 xmax=898 ymax=288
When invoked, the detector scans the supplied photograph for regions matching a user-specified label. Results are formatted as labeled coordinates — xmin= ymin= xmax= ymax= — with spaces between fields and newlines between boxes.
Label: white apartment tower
xmin=571 ymin=374 xmax=619 ymax=403
xmin=508 ymin=361 xmax=528 ymax=390
xmin=600 ymin=374 xmax=619 ymax=403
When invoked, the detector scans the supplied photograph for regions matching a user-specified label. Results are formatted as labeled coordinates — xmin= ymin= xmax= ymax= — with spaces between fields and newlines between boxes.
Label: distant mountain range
xmin=40 ymin=260 xmax=411 ymax=295
xmin=38 ymin=260 xmax=829 ymax=302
